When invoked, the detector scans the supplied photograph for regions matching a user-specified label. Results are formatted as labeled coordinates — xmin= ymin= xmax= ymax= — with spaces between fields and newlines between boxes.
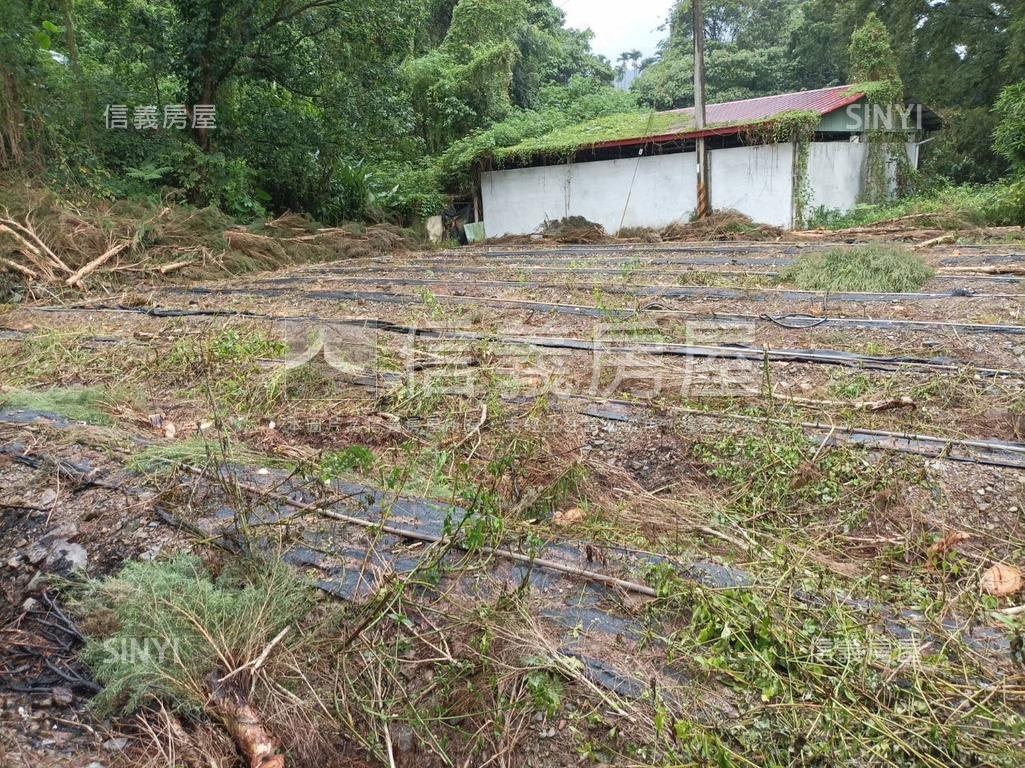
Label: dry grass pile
xmin=484 ymin=211 xmax=783 ymax=246
xmin=617 ymin=226 xmax=664 ymax=242
xmin=662 ymin=210 xmax=784 ymax=241
xmin=483 ymin=233 xmax=540 ymax=245
xmin=540 ymin=215 xmax=609 ymax=243
xmin=0 ymin=183 xmax=420 ymax=292
xmin=260 ymin=219 xmax=419 ymax=263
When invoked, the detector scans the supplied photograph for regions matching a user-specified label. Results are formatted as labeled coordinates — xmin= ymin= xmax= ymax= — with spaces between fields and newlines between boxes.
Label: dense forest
xmin=1 ymin=0 xmax=1023 ymax=225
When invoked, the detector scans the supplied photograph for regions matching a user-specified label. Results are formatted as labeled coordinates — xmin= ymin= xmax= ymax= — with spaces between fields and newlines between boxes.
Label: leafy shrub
xmin=920 ymin=107 xmax=1008 ymax=185
xmin=161 ymin=143 xmax=266 ymax=221
xmin=806 ymin=181 xmax=1025 ymax=229
xmin=780 ymin=246 xmax=935 ymax=293
xmin=373 ymin=162 xmax=446 ymax=219
xmin=317 ymin=163 xmax=371 ymax=225
xmin=994 ymin=81 xmax=1025 ymax=174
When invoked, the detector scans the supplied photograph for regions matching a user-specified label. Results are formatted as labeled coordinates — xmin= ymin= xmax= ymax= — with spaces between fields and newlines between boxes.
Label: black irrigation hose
xmin=297 ymin=261 xmax=1025 ymax=284
xmin=232 ymin=276 xmax=1024 ymax=304
xmin=25 ymin=300 xmax=1024 ymax=377
xmin=758 ymin=313 xmax=829 ymax=329
xmin=437 ymin=244 xmax=806 ymax=258
xmin=13 ymin=308 xmax=1025 ymax=469
xmin=565 ymin=397 xmax=1025 ymax=471
xmin=429 ymin=244 xmax=1025 ymax=264
xmin=383 ymin=325 xmax=1023 ymax=378
xmin=35 ymin=302 xmax=1025 ymax=337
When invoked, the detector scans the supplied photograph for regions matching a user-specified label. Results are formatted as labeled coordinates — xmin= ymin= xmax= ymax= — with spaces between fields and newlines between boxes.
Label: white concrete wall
xmin=480 ymin=153 xmax=697 ymax=237
xmin=806 ymin=141 xmax=867 ymax=214
xmin=708 ymin=143 xmax=794 ymax=228
xmin=482 ymin=143 xmax=796 ymax=235
xmin=480 ymin=139 xmax=916 ymax=235
xmin=805 ymin=140 xmax=919 ymax=217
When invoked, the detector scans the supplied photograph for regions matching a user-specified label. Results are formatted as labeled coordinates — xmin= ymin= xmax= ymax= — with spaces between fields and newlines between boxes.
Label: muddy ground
xmin=2 ymin=239 xmax=1025 ymax=767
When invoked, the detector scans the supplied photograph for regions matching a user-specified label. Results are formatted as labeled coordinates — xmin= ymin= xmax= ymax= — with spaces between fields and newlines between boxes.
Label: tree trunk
xmin=206 ymin=673 xmax=285 ymax=768
xmin=0 ymin=66 xmax=27 ymax=168
xmin=61 ymin=0 xmax=94 ymax=147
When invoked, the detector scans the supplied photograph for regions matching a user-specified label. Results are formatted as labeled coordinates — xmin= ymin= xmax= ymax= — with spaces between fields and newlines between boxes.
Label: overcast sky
xmin=555 ymin=0 xmax=676 ymax=63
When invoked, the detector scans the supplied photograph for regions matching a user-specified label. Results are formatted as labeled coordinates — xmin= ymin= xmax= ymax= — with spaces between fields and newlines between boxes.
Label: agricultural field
xmin=3 ymin=231 xmax=1025 ymax=767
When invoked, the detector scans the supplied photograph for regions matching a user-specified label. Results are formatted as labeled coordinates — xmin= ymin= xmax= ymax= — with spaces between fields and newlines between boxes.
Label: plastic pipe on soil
xmin=36 ymin=303 xmax=1025 ymax=337
xmin=25 ymin=302 xmax=1025 ymax=377
xmin=248 ymin=274 xmax=1025 ymax=302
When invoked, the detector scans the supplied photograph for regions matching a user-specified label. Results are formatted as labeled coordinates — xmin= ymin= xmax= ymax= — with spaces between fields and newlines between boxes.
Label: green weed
xmin=692 ymin=422 xmax=891 ymax=525
xmin=780 ymin=246 xmax=934 ymax=293
xmin=127 ymin=436 xmax=289 ymax=474
xmin=805 ymin=181 xmax=1024 ymax=230
xmin=161 ymin=326 xmax=289 ymax=419
xmin=0 ymin=385 xmax=125 ymax=424
xmin=69 ymin=555 xmax=313 ymax=716
xmin=317 ymin=445 xmax=376 ymax=481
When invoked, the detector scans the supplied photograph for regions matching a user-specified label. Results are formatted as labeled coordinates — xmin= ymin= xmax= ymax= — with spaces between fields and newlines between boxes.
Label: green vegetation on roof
xmin=495 ymin=105 xmax=832 ymax=165
xmin=495 ymin=110 xmax=691 ymax=163
xmin=842 ymin=80 xmax=890 ymax=104
xmin=439 ymin=83 xmax=887 ymax=183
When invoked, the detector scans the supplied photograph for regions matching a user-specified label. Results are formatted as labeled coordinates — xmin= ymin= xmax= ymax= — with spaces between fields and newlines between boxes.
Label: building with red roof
xmin=478 ymin=84 xmax=939 ymax=235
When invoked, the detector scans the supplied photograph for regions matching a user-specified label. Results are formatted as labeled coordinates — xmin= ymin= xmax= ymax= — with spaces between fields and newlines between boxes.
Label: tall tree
xmin=633 ymin=0 xmax=804 ymax=109
xmin=171 ymin=0 xmax=352 ymax=149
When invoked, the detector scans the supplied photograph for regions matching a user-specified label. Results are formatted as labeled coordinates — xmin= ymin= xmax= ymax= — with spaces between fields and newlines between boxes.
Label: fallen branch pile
xmin=0 ymin=214 xmax=73 ymax=281
xmin=0 ymin=200 xmax=420 ymax=291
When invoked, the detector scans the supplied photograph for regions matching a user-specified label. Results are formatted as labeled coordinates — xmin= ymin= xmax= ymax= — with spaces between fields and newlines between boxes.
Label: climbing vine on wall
xmin=745 ymin=109 xmax=819 ymax=228
xmin=848 ymin=14 xmax=912 ymax=205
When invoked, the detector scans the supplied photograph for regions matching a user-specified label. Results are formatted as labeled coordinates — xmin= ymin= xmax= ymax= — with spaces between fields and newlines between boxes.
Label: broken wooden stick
xmin=781 ymin=395 xmax=916 ymax=412
xmin=913 ymin=233 xmax=956 ymax=250
xmin=940 ymin=265 xmax=1025 ymax=277
xmin=66 ymin=241 xmax=128 ymax=287
xmin=0 ymin=223 xmax=55 ymax=280
xmin=181 ymin=466 xmax=659 ymax=598
xmin=206 ymin=674 xmax=285 ymax=768
xmin=157 ymin=259 xmax=195 ymax=275
xmin=0 ymin=216 xmax=71 ymax=274
xmin=0 ymin=256 xmax=37 ymax=279
xmin=218 ymin=626 xmax=291 ymax=684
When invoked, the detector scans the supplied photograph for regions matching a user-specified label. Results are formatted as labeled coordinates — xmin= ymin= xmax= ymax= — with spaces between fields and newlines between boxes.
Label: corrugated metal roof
xmin=681 ymin=84 xmax=864 ymax=126
xmin=591 ymin=84 xmax=865 ymax=151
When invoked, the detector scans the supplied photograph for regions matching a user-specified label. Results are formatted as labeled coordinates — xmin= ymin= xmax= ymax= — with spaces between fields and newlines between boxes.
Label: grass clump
xmin=780 ymin=245 xmax=934 ymax=293
xmin=805 ymin=180 xmax=1025 ymax=229
xmin=0 ymin=385 xmax=121 ymax=424
xmin=162 ymin=325 xmax=290 ymax=419
xmin=127 ymin=435 xmax=291 ymax=474
xmin=69 ymin=555 xmax=313 ymax=716
xmin=692 ymin=421 xmax=899 ymax=528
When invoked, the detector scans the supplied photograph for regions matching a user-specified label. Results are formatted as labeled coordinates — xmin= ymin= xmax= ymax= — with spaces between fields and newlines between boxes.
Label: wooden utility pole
xmin=693 ymin=0 xmax=710 ymax=218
